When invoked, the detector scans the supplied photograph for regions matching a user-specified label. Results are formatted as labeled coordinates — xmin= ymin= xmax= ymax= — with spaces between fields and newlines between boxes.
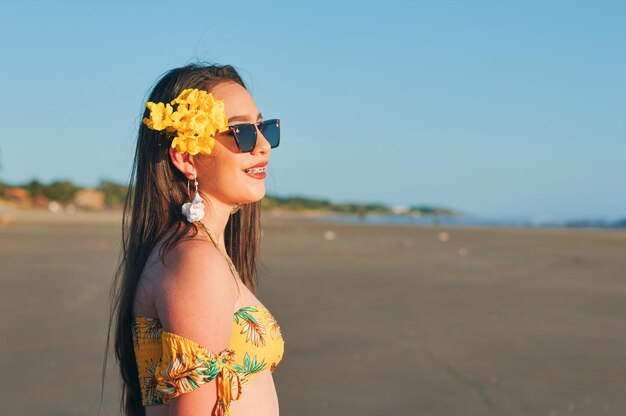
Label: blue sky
xmin=1 ymin=0 xmax=624 ymax=220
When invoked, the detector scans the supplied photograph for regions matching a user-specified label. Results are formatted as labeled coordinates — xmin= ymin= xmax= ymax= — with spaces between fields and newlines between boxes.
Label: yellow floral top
xmin=132 ymin=304 xmax=284 ymax=415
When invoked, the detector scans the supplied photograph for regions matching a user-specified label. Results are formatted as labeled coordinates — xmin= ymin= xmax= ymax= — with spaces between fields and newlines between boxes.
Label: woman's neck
xmin=197 ymin=193 xmax=238 ymax=247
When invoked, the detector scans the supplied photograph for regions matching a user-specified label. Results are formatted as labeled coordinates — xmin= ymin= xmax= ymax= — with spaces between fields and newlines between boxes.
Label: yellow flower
xmin=189 ymin=112 xmax=209 ymax=133
xmin=196 ymin=135 xmax=216 ymax=155
xmin=171 ymin=135 xmax=188 ymax=154
xmin=142 ymin=88 xmax=229 ymax=155
xmin=143 ymin=102 xmax=173 ymax=131
xmin=171 ymin=88 xmax=197 ymax=106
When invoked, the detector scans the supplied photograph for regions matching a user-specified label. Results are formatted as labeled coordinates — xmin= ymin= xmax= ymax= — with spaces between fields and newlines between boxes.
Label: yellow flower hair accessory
xmin=142 ymin=88 xmax=229 ymax=155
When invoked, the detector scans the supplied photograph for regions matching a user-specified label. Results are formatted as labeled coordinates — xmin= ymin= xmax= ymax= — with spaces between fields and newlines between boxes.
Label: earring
xmin=182 ymin=174 xmax=205 ymax=222
xmin=230 ymin=203 xmax=242 ymax=215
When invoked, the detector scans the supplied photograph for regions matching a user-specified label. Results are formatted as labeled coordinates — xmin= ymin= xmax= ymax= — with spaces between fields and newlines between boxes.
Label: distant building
xmin=3 ymin=188 xmax=29 ymax=204
xmin=73 ymin=189 xmax=105 ymax=211
xmin=390 ymin=204 xmax=410 ymax=215
xmin=32 ymin=195 xmax=51 ymax=208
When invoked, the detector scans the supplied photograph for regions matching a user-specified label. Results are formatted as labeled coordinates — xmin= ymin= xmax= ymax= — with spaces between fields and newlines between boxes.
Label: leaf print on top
xmin=264 ymin=309 xmax=282 ymax=339
xmin=156 ymin=351 xmax=220 ymax=397
xmin=233 ymin=306 xmax=258 ymax=325
xmin=234 ymin=306 xmax=267 ymax=347
xmin=132 ymin=322 xmax=141 ymax=346
xmin=144 ymin=318 xmax=163 ymax=343
xmin=232 ymin=352 xmax=267 ymax=376
xmin=143 ymin=359 xmax=165 ymax=405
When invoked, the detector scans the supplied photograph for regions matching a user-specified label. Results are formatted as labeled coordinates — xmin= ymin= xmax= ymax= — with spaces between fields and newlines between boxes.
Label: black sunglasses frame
xmin=227 ymin=118 xmax=280 ymax=153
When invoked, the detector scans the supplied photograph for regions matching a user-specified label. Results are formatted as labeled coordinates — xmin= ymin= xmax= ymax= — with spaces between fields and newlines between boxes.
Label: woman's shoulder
xmin=151 ymin=227 xmax=240 ymax=360
xmin=142 ymin=225 xmax=222 ymax=282
xmin=135 ymin=225 xmax=238 ymax=318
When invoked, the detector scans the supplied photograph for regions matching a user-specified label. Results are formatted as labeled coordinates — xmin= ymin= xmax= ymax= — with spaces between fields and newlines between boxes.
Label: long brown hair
xmin=101 ymin=63 xmax=263 ymax=416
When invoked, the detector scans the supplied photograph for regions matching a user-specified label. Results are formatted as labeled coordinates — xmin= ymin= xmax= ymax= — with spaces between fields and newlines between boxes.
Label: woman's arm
xmin=154 ymin=237 xmax=239 ymax=416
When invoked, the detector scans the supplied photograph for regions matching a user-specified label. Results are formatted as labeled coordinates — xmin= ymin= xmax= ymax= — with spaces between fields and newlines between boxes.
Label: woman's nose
xmin=252 ymin=125 xmax=271 ymax=154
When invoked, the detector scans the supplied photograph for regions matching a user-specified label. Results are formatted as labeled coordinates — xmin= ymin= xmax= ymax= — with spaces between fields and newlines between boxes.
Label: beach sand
xmin=1 ymin=210 xmax=625 ymax=415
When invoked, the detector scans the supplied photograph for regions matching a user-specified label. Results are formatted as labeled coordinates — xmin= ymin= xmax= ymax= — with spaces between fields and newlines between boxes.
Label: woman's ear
xmin=168 ymin=147 xmax=196 ymax=179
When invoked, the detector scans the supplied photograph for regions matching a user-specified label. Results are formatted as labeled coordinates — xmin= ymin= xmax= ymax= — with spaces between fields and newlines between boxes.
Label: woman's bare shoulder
xmin=135 ymin=226 xmax=238 ymax=320
xmin=151 ymin=230 xmax=239 ymax=358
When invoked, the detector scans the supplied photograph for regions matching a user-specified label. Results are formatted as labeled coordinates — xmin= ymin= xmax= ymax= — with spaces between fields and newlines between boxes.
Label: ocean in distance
xmin=299 ymin=213 xmax=626 ymax=229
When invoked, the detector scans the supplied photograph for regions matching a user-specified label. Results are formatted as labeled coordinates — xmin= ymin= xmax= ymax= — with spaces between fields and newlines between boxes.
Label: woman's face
xmin=194 ymin=81 xmax=272 ymax=206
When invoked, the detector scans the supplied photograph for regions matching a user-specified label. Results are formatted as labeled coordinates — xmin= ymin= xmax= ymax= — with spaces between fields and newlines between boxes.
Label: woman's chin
xmin=237 ymin=188 xmax=266 ymax=204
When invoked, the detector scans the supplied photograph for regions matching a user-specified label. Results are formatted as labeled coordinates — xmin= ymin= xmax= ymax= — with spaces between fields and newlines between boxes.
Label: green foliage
xmin=263 ymin=194 xmax=333 ymax=211
xmin=97 ymin=179 xmax=128 ymax=207
xmin=13 ymin=179 xmax=79 ymax=202
xmin=408 ymin=205 xmax=455 ymax=216
xmin=261 ymin=193 xmax=457 ymax=216
xmin=25 ymin=180 xmax=46 ymax=197
xmin=332 ymin=202 xmax=388 ymax=214
xmin=42 ymin=180 xmax=80 ymax=202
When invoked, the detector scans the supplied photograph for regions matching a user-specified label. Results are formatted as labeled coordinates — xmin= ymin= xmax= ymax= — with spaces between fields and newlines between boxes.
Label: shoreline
xmin=1 ymin=207 xmax=624 ymax=235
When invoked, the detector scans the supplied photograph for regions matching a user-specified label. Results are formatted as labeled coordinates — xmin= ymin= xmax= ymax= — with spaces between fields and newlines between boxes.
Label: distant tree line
xmin=0 ymin=179 xmax=457 ymax=216
xmin=261 ymin=194 xmax=456 ymax=216
xmin=0 ymin=179 xmax=128 ymax=207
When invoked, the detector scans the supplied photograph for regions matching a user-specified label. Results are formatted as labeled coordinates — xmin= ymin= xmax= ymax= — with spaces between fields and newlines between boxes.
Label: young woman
xmin=105 ymin=63 xmax=285 ymax=416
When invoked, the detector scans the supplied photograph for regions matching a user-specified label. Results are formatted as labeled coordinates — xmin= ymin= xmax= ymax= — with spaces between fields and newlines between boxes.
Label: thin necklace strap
xmin=198 ymin=221 xmax=242 ymax=304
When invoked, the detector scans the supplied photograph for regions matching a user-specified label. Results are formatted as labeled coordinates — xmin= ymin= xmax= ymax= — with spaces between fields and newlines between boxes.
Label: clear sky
xmin=1 ymin=0 xmax=624 ymax=220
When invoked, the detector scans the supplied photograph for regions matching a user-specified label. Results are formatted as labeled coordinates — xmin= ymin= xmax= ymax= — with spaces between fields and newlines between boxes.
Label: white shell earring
xmin=182 ymin=174 xmax=205 ymax=222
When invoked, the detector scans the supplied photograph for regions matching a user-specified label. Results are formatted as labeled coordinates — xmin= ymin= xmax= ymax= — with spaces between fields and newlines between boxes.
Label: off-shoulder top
xmin=131 ymin=222 xmax=285 ymax=415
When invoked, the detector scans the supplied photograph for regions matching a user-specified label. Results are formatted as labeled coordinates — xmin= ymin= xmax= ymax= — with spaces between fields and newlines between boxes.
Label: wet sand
xmin=1 ymin=211 xmax=625 ymax=415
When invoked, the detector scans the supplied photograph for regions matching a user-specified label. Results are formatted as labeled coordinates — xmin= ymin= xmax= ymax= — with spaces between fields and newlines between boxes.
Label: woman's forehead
xmin=211 ymin=81 xmax=258 ymax=120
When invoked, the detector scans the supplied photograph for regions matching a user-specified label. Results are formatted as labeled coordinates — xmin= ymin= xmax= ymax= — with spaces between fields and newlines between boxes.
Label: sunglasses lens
xmin=232 ymin=124 xmax=257 ymax=152
xmin=261 ymin=119 xmax=280 ymax=148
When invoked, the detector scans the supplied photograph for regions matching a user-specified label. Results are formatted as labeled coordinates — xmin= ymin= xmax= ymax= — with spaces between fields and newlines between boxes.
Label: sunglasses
xmin=225 ymin=118 xmax=280 ymax=153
